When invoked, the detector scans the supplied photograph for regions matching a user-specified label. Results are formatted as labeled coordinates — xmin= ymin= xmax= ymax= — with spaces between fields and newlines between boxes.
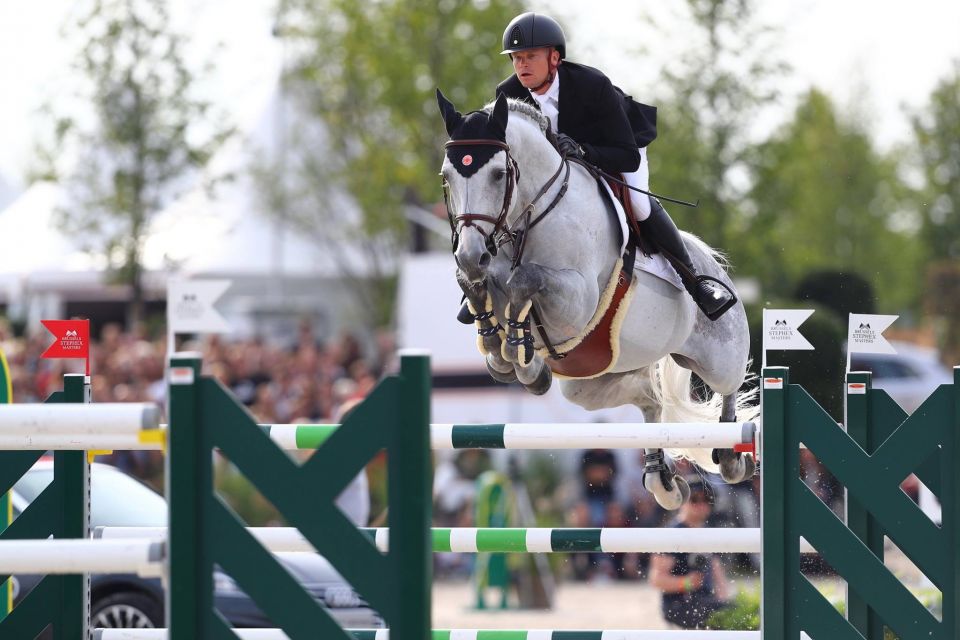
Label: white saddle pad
xmin=599 ymin=179 xmax=684 ymax=292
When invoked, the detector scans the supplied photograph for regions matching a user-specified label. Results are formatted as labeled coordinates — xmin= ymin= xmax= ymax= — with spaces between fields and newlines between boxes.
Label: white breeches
xmin=625 ymin=147 xmax=652 ymax=220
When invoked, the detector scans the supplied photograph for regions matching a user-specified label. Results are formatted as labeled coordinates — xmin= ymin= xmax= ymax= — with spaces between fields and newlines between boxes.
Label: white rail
xmin=0 ymin=539 xmax=164 ymax=577
xmin=0 ymin=403 xmax=161 ymax=450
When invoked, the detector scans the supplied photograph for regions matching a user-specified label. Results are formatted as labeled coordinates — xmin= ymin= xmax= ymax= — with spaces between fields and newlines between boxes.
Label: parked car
xmin=9 ymin=460 xmax=382 ymax=633
xmin=850 ymin=341 xmax=953 ymax=414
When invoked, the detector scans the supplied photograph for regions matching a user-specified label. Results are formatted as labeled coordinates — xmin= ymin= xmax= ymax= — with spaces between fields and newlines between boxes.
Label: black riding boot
xmin=640 ymin=199 xmax=737 ymax=320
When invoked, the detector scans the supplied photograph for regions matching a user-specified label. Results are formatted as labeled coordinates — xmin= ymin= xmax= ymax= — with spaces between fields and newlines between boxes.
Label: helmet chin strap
xmin=530 ymin=67 xmax=557 ymax=94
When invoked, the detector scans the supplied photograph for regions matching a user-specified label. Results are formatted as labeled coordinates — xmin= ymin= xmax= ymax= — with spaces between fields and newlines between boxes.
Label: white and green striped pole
xmin=37 ymin=421 xmax=753 ymax=453
xmin=98 ymin=525 xmax=813 ymax=555
xmin=267 ymin=421 xmax=756 ymax=451
xmin=95 ymin=629 xmax=767 ymax=639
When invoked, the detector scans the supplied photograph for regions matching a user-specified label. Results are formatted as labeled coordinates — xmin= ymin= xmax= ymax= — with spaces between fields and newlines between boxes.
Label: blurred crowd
xmin=0 ymin=318 xmax=394 ymax=483
xmin=0 ymin=319 xmax=393 ymax=418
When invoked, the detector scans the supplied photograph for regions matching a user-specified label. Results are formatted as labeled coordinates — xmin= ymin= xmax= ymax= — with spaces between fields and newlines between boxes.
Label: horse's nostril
xmin=478 ymin=253 xmax=491 ymax=270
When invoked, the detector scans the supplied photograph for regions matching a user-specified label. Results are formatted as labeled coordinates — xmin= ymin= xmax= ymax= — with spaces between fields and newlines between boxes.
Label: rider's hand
xmin=556 ymin=133 xmax=584 ymax=159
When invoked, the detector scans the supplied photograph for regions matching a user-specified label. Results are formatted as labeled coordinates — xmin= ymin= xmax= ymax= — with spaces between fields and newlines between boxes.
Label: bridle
xmin=443 ymin=139 xmax=518 ymax=256
xmin=442 ymin=136 xmax=570 ymax=268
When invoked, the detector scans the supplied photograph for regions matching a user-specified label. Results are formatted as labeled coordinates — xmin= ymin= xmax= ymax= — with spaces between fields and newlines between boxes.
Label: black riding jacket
xmin=496 ymin=60 xmax=657 ymax=175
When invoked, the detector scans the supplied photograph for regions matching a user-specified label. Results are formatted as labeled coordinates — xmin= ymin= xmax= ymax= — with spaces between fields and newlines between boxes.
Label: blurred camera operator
xmin=649 ymin=476 xmax=731 ymax=629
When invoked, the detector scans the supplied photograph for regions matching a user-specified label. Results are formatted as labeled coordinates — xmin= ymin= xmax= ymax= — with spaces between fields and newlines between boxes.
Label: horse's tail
xmin=681 ymin=230 xmax=730 ymax=270
xmin=647 ymin=356 xmax=760 ymax=474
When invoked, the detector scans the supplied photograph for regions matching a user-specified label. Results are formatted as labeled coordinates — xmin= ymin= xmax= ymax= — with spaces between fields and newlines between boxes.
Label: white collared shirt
xmin=529 ymin=72 xmax=560 ymax=133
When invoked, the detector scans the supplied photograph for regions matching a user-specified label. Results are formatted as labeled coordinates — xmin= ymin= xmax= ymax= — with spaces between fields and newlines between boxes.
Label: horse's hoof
xmin=457 ymin=300 xmax=476 ymax=324
xmin=644 ymin=470 xmax=685 ymax=511
xmin=675 ymin=475 xmax=691 ymax=503
xmin=487 ymin=361 xmax=517 ymax=384
xmin=716 ymin=448 xmax=750 ymax=484
xmin=522 ymin=364 xmax=552 ymax=396
xmin=742 ymin=453 xmax=757 ymax=479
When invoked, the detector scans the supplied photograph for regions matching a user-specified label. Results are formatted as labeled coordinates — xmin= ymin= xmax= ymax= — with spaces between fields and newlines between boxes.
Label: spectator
xmin=580 ymin=448 xmax=617 ymax=525
xmin=649 ymin=476 xmax=731 ymax=629
xmin=568 ymin=449 xmax=619 ymax=580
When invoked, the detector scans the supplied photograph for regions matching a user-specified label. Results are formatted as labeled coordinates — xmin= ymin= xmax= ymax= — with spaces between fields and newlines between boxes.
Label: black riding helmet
xmin=501 ymin=12 xmax=566 ymax=59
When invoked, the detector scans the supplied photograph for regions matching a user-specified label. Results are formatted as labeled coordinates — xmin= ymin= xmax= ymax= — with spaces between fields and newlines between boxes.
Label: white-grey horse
xmin=438 ymin=91 xmax=757 ymax=509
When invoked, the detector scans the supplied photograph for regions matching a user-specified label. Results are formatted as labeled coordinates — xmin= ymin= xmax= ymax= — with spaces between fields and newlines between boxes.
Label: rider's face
xmin=512 ymin=48 xmax=558 ymax=93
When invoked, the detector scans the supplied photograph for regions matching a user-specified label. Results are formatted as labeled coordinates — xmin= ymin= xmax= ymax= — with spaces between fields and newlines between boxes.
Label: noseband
xmin=442 ymin=137 xmax=570 ymax=265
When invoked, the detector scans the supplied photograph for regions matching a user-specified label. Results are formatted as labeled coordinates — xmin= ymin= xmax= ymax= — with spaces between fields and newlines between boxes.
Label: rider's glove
xmin=556 ymin=133 xmax=584 ymax=159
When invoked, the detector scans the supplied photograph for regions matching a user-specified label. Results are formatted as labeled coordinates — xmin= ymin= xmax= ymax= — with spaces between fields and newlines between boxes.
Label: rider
xmin=487 ymin=12 xmax=736 ymax=321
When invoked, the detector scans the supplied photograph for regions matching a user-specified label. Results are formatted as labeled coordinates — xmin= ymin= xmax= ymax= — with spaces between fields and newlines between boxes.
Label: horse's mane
xmin=483 ymin=97 xmax=550 ymax=135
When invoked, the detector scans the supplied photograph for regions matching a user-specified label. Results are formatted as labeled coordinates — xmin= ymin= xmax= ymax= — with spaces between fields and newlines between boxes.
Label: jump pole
xmin=95 ymin=630 xmax=768 ymax=639
xmin=98 ymin=525 xmax=815 ymax=555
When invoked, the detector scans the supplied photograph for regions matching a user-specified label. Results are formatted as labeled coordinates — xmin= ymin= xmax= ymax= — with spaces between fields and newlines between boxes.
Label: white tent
xmin=0 ymin=81 xmax=384 ymax=340
xmin=0 ymin=172 xmax=18 ymax=212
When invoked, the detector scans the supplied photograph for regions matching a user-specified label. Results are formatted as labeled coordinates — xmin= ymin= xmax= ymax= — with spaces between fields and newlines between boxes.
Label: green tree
xmin=264 ymin=0 xmax=525 ymax=329
xmin=36 ymin=0 xmax=232 ymax=327
xmin=912 ymin=61 xmax=960 ymax=359
xmin=646 ymin=0 xmax=788 ymax=253
xmin=911 ymin=60 xmax=960 ymax=261
xmin=746 ymin=89 xmax=921 ymax=311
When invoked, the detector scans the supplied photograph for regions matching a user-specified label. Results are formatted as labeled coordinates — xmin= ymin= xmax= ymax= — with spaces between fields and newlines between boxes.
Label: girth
xmin=538 ymin=240 xmax=638 ymax=379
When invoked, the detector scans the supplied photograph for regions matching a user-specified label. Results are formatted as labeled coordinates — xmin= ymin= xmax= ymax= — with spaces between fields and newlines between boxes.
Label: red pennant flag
xmin=41 ymin=319 xmax=91 ymax=375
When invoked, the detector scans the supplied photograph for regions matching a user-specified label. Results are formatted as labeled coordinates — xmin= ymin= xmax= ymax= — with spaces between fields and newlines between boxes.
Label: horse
xmin=436 ymin=90 xmax=757 ymax=509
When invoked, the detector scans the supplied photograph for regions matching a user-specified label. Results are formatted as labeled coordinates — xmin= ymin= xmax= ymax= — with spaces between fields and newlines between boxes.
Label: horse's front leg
xmin=500 ymin=262 xmax=591 ymax=395
xmin=456 ymin=270 xmax=516 ymax=384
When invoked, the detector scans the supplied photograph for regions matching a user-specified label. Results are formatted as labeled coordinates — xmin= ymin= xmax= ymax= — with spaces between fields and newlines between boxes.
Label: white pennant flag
xmin=167 ymin=280 xmax=232 ymax=353
xmin=762 ymin=308 xmax=815 ymax=367
xmin=847 ymin=313 xmax=898 ymax=370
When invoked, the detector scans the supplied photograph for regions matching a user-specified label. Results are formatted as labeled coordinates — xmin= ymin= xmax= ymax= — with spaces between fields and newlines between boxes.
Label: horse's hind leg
xmin=561 ymin=370 xmax=692 ymax=511
xmin=642 ymin=448 xmax=690 ymax=510
xmin=712 ymin=393 xmax=757 ymax=483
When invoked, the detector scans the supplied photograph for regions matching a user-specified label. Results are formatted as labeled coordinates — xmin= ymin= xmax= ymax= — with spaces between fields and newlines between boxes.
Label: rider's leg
xmin=625 ymin=154 xmax=736 ymax=321
xmin=641 ymin=200 xmax=736 ymax=320
xmin=628 ymin=148 xmax=653 ymax=220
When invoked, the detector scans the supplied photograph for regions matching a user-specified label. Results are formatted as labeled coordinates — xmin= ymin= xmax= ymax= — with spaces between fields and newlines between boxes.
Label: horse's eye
xmin=492 ymin=169 xmax=506 ymax=182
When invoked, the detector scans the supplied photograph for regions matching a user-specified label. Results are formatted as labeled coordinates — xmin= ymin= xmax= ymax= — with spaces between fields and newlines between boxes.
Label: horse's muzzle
xmin=455 ymin=245 xmax=491 ymax=284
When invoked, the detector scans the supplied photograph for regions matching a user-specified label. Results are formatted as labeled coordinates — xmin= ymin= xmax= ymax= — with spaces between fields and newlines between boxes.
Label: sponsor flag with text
xmin=847 ymin=313 xmax=898 ymax=370
xmin=762 ymin=309 xmax=815 ymax=367
xmin=41 ymin=319 xmax=91 ymax=375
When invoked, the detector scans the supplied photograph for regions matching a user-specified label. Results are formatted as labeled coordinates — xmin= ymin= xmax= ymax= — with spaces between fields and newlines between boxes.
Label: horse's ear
xmin=437 ymin=89 xmax=463 ymax=137
xmin=491 ymin=92 xmax=508 ymax=136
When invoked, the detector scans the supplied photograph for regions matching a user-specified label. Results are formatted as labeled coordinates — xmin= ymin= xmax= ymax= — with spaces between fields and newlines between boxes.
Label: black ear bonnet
xmin=437 ymin=90 xmax=510 ymax=177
